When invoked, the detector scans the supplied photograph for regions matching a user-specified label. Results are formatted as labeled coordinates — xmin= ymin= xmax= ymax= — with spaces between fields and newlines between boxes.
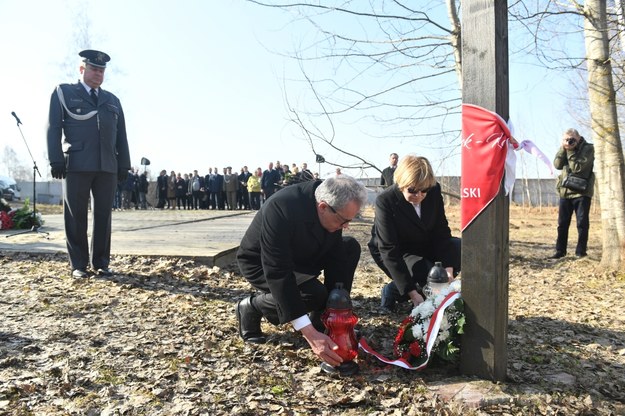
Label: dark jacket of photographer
xmin=554 ymin=137 xmax=595 ymax=199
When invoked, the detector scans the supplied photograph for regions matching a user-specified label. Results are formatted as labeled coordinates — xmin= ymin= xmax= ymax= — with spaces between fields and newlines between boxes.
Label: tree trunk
xmin=446 ymin=0 xmax=462 ymax=88
xmin=583 ymin=0 xmax=625 ymax=269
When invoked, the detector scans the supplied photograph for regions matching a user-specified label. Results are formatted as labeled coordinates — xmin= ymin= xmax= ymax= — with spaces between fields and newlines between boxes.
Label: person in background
xmin=380 ymin=152 xmax=398 ymax=187
xmin=138 ymin=171 xmax=148 ymax=210
xmin=190 ymin=170 xmax=202 ymax=210
xmin=156 ymin=170 xmax=168 ymax=209
xmin=282 ymin=164 xmax=292 ymax=186
xmin=46 ymin=49 xmax=130 ymax=278
xmin=368 ymin=155 xmax=460 ymax=313
xmin=551 ymin=128 xmax=595 ymax=259
xmin=131 ymin=168 xmax=140 ymax=209
xmin=239 ymin=166 xmax=252 ymax=209
xmin=167 ymin=170 xmax=177 ymax=209
xmin=236 ymin=175 xmax=368 ymax=368
xmin=300 ymin=162 xmax=315 ymax=181
xmin=185 ymin=173 xmax=192 ymax=209
xmin=221 ymin=167 xmax=229 ymax=209
xmin=122 ymin=168 xmax=136 ymax=210
xmin=261 ymin=162 xmax=281 ymax=200
xmin=224 ymin=166 xmax=239 ymax=210
xmin=175 ymin=173 xmax=187 ymax=210
xmin=204 ymin=168 xmax=214 ymax=209
xmin=247 ymin=167 xmax=262 ymax=210
xmin=210 ymin=167 xmax=225 ymax=210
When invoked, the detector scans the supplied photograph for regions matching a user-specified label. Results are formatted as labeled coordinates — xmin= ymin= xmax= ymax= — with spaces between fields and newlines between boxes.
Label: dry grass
xmin=1 ymin=204 xmax=624 ymax=415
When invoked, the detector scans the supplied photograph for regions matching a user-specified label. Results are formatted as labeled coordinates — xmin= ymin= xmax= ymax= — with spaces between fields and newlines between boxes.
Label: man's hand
xmin=300 ymin=324 xmax=343 ymax=367
xmin=118 ymin=168 xmax=129 ymax=182
xmin=50 ymin=163 xmax=66 ymax=179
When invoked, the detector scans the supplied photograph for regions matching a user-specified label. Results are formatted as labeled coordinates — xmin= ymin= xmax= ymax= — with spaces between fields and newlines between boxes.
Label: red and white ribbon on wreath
xmin=358 ymin=291 xmax=462 ymax=371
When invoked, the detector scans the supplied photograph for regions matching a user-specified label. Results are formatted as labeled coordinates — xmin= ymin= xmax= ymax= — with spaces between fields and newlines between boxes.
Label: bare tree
xmin=583 ymin=0 xmax=625 ymax=269
xmin=248 ymin=0 xmax=463 ymax=172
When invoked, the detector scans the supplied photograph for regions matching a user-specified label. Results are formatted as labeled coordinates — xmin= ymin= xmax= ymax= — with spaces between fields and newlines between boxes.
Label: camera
xmin=566 ymin=137 xmax=576 ymax=146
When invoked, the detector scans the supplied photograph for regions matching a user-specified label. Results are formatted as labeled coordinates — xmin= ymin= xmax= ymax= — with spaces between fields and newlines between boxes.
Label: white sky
xmin=0 ymin=0 xmax=582 ymax=180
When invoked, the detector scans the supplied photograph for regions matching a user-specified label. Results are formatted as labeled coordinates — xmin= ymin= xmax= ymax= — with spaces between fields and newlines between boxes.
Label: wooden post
xmin=460 ymin=0 xmax=509 ymax=381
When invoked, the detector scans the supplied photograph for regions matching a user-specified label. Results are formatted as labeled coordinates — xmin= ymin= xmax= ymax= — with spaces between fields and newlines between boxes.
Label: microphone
xmin=11 ymin=111 xmax=22 ymax=125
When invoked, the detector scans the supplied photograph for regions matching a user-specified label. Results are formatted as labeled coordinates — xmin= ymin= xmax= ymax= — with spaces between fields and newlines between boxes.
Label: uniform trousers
xmin=64 ymin=172 xmax=116 ymax=271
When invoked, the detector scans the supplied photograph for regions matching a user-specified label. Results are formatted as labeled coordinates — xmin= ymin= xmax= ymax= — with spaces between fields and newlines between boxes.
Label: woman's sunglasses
xmin=406 ymin=186 xmax=433 ymax=195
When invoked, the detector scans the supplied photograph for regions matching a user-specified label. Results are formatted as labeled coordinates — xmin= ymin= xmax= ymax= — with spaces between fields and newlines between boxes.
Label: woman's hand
xmin=408 ymin=290 xmax=424 ymax=307
xmin=446 ymin=267 xmax=454 ymax=282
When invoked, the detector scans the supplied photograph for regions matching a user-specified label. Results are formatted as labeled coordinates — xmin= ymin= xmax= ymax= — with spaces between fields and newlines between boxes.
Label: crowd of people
xmin=113 ymin=161 xmax=320 ymax=211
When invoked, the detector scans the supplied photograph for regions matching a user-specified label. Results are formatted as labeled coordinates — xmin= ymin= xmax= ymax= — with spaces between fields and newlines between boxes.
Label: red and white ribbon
xmin=358 ymin=291 xmax=462 ymax=371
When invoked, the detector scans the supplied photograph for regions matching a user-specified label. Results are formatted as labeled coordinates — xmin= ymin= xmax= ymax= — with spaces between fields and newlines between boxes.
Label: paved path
xmin=0 ymin=209 xmax=256 ymax=267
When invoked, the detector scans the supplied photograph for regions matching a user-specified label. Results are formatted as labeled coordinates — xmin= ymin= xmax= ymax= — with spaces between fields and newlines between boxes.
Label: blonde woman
xmin=247 ymin=168 xmax=262 ymax=210
xmin=368 ymin=155 xmax=460 ymax=313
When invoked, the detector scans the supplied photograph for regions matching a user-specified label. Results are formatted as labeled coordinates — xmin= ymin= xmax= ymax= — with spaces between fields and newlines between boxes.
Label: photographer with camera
xmin=551 ymin=128 xmax=595 ymax=259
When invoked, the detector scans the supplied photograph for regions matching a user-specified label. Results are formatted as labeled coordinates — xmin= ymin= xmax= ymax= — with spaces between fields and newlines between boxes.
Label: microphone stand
xmin=6 ymin=113 xmax=49 ymax=238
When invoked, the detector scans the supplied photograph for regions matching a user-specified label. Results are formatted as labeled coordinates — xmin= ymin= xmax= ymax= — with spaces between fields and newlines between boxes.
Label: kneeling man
xmin=236 ymin=175 xmax=368 ymax=367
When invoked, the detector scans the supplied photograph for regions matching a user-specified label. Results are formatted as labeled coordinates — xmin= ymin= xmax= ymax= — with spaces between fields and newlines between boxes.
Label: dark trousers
xmin=64 ymin=172 xmax=116 ymax=271
xmin=192 ymin=191 xmax=201 ymax=209
xmin=249 ymin=192 xmax=261 ymax=210
xmin=556 ymin=196 xmax=591 ymax=256
xmin=249 ymin=237 xmax=360 ymax=326
xmin=239 ymin=189 xmax=250 ymax=209
xmin=210 ymin=192 xmax=222 ymax=210
xmin=368 ymin=237 xmax=461 ymax=300
xmin=263 ymin=187 xmax=277 ymax=200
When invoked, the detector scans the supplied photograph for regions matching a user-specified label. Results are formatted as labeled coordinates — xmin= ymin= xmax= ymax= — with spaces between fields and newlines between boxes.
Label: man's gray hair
xmin=315 ymin=175 xmax=368 ymax=209
xmin=564 ymin=128 xmax=580 ymax=138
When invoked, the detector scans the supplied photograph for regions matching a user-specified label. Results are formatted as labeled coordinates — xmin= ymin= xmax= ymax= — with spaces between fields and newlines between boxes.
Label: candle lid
xmin=427 ymin=262 xmax=448 ymax=284
xmin=326 ymin=283 xmax=352 ymax=309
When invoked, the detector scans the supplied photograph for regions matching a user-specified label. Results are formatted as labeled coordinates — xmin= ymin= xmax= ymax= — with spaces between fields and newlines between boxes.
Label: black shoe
xmin=380 ymin=285 xmax=397 ymax=313
xmin=72 ymin=269 xmax=88 ymax=278
xmin=549 ymin=252 xmax=565 ymax=259
xmin=96 ymin=268 xmax=114 ymax=277
xmin=576 ymin=252 xmax=587 ymax=258
xmin=236 ymin=297 xmax=266 ymax=344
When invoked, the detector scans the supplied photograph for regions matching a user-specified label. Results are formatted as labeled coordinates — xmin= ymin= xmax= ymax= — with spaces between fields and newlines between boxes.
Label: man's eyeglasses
xmin=406 ymin=186 xmax=433 ymax=195
xmin=327 ymin=204 xmax=352 ymax=226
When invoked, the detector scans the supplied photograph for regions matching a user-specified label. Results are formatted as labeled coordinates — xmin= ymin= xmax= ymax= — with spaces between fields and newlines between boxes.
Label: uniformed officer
xmin=46 ymin=49 xmax=131 ymax=278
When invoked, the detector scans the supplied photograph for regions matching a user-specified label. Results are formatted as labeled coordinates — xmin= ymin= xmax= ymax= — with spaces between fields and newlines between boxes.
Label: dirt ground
xmin=1 ymin=204 xmax=624 ymax=415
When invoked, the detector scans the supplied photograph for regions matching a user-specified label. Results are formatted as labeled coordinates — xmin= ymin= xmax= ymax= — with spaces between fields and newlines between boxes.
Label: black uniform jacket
xmin=369 ymin=183 xmax=456 ymax=294
xmin=237 ymin=180 xmax=353 ymax=324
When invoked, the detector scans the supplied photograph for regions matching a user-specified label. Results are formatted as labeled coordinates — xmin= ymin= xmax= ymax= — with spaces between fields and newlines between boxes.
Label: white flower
xmin=439 ymin=315 xmax=450 ymax=331
xmin=411 ymin=322 xmax=425 ymax=339
xmin=449 ymin=279 xmax=461 ymax=293
xmin=435 ymin=328 xmax=450 ymax=347
xmin=413 ymin=300 xmax=435 ymax=319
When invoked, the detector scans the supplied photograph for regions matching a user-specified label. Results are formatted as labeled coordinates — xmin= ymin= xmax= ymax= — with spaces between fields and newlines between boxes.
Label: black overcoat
xmin=237 ymin=180 xmax=355 ymax=324
xmin=369 ymin=183 xmax=457 ymax=295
